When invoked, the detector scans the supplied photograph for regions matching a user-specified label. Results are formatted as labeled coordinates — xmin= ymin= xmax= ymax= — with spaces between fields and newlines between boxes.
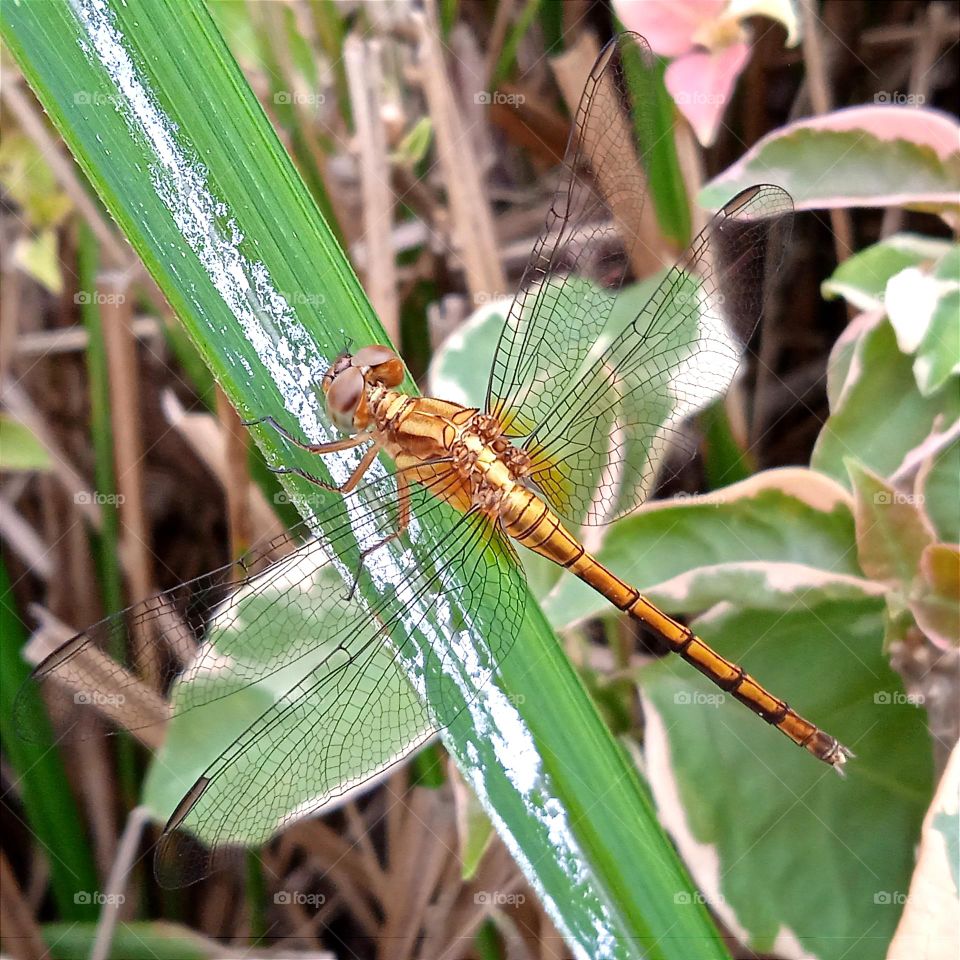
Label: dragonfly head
xmin=322 ymin=345 xmax=404 ymax=433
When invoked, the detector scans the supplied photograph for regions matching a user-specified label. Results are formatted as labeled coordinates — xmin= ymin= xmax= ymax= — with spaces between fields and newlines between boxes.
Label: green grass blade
xmin=0 ymin=559 xmax=99 ymax=921
xmin=619 ymin=39 xmax=691 ymax=247
xmin=77 ymin=220 xmax=140 ymax=808
xmin=77 ymin=223 xmax=124 ymax=637
xmin=489 ymin=0 xmax=542 ymax=90
xmin=1 ymin=2 xmax=726 ymax=954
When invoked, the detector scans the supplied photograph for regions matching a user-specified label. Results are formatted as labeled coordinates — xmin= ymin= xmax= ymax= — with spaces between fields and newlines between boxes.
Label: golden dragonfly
xmin=19 ymin=33 xmax=849 ymax=881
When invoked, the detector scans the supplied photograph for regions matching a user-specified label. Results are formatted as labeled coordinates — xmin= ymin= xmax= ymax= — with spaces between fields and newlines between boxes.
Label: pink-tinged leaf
xmin=643 ymin=562 xmax=884 ymax=617
xmin=910 ymin=543 xmax=960 ymax=651
xmin=540 ymin=467 xmax=861 ymax=629
xmin=789 ymin=104 xmax=958 ymax=158
xmin=888 ymin=740 xmax=960 ymax=960
xmin=822 ymin=309 xmax=885 ymax=413
xmin=665 ymin=43 xmax=750 ymax=146
xmin=847 ymin=460 xmax=935 ymax=590
xmin=700 ymin=105 xmax=960 ymax=211
xmin=613 ymin=0 xmax=727 ymax=57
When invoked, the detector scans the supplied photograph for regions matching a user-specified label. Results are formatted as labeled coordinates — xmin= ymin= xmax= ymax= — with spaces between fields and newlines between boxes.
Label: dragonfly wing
xmin=523 ymin=184 xmax=794 ymax=525
xmin=155 ymin=507 xmax=525 ymax=885
xmin=16 ymin=466 xmax=496 ymax=742
xmin=485 ymin=33 xmax=659 ymax=437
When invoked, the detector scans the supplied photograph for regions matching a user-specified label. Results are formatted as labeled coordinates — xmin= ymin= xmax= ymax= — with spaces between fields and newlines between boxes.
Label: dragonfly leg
xmin=268 ymin=465 xmax=340 ymax=490
xmin=245 ymin=414 xmax=374 ymax=455
xmin=344 ymin=470 xmax=411 ymax=600
xmin=339 ymin=443 xmax=383 ymax=494
xmin=269 ymin=442 xmax=382 ymax=494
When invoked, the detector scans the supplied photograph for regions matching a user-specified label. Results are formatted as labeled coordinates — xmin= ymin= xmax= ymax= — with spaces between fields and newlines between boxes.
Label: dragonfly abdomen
xmin=504 ymin=494 xmax=850 ymax=771
xmin=622 ymin=593 xmax=849 ymax=767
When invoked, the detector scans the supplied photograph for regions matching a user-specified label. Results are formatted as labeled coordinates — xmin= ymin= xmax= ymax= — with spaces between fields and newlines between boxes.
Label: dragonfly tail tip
xmin=829 ymin=742 xmax=856 ymax=776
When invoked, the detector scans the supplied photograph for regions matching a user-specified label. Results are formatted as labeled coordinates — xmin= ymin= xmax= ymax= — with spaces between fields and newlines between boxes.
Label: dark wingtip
xmin=155 ymin=776 xmax=216 ymax=888
xmin=165 ymin=776 xmax=211 ymax=834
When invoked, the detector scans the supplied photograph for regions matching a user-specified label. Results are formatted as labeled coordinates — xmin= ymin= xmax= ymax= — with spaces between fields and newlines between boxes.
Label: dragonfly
xmin=18 ymin=33 xmax=850 ymax=884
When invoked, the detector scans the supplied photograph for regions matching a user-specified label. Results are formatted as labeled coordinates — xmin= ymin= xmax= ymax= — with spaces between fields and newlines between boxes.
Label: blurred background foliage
xmin=1 ymin=1 xmax=957 ymax=959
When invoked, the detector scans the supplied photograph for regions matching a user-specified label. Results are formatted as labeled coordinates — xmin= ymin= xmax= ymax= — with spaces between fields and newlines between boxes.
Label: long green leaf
xmin=2 ymin=3 xmax=724 ymax=954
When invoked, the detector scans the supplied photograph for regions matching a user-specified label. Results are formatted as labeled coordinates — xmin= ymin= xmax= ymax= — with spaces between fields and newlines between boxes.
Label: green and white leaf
xmin=540 ymin=468 xmax=873 ymax=629
xmin=812 ymin=313 xmax=960 ymax=488
xmin=640 ymin=598 xmax=934 ymax=960
xmin=885 ymin=247 xmax=960 ymax=397
xmin=821 ymin=233 xmax=954 ymax=312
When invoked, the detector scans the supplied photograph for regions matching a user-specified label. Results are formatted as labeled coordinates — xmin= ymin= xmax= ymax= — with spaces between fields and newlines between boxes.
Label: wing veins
xmin=162 ymin=508 xmax=521 ymax=869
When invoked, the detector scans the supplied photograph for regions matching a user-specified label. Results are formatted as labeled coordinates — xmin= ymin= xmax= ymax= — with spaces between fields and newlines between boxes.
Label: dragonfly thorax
xmin=449 ymin=421 xmax=533 ymax=514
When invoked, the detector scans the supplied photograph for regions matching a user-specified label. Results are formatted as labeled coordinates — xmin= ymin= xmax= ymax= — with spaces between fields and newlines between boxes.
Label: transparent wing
xmin=485 ymin=32 xmax=658 ymax=437
xmin=523 ymin=184 xmax=794 ymax=525
xmin=156 ymin=507 xmax=524 ymax=886
xmin=15 ymin=465 xmax=514 ymax=742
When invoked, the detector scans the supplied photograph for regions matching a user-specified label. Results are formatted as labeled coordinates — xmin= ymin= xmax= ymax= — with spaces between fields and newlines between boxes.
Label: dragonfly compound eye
xmin=351 ymin=345 xmax=404 ymax=387
xmin=326 ymin=366 xmax=366 ymax=432
xmin=322 ymin=352 xmax=353 ymax=393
